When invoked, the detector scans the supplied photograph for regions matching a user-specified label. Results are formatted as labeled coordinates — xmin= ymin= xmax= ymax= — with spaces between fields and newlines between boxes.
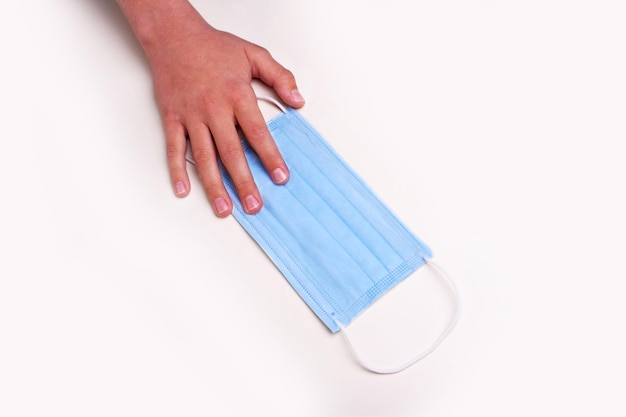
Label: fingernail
xmin=175 ymin=181 xmax=187 ymax=196
xmin=291 ymin=89 xmax=305 ymax=104
xmin=244 ymin=195 xmax=260 ymax=213
xmin=215 ymin=197 xmax=229 ymax=215
xmin=271 ymin=167 xmax=288 ymax=184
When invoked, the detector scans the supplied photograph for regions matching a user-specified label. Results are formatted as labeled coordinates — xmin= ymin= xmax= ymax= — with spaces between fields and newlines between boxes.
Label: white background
xmin=2 ymin=1 xmax=625 ymax=416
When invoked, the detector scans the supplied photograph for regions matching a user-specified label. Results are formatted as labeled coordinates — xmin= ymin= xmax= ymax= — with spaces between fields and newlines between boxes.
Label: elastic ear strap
xmin=257 ymin=95 xmax=287 ymax=113
xmin=337 ymin=259 xmax=461 ymax=374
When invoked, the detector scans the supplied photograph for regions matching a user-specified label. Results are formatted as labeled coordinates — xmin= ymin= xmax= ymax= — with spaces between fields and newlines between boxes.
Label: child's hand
xmin=117 ymin=0 xmax=305 ymax=216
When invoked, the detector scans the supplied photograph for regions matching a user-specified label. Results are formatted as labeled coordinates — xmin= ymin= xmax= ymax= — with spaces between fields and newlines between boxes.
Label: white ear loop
xmin=257 ymin=95 xmax=288 ymax=113
xmin=336 ymin=259 xmax=461 ymax=374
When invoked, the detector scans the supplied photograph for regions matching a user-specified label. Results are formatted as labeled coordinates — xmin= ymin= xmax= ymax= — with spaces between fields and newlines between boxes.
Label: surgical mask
xmin=187 ymin=97 xmax=460 ymax=374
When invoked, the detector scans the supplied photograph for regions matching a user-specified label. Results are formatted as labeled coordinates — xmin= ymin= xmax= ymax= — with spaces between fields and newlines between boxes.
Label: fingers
xmin=186 ymin=122 xmax=234 ymax=217
xmin=173 ymin=90 xmax=291 ymax=217
xmin=164 ymin=117 xmax=191 ymax=198
xmin=189 ymin=81 xmax=294 ymax=216
xmin=200 ymin=107 xmax=264 ymax=215
xmin=234 ymin=94 xmax=290 ymax=186
xmin=249 ymin=47 xmax=305 ymax=109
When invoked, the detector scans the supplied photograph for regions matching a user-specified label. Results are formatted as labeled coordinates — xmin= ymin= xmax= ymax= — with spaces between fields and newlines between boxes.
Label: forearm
xmin=115 ymin=0 xmax=210 ymax=60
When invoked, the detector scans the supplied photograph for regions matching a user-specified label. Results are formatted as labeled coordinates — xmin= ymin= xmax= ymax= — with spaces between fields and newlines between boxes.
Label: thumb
xmin=250 ymin=47 xmax=305 ymax=108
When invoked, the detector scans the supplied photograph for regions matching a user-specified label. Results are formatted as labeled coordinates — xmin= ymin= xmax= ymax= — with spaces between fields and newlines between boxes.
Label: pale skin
xmin=115 ymin=0 xmax=305 ymax=217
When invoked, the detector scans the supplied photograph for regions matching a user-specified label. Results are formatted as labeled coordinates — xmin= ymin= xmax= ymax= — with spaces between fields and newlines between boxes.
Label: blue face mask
xmin=187 ymin=98 xmax=460 ymax=374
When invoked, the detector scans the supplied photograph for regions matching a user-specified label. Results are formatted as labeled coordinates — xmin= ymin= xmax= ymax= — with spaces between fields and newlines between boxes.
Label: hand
xmin=117 ymin=0 xmax=305 ymax=217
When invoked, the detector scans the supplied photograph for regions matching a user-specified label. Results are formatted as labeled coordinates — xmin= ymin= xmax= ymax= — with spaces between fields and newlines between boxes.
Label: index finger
xmin=234 ymin=95 xmax=290 ymax=185
xmin=206 ymin=107 xmax=264 ymax=215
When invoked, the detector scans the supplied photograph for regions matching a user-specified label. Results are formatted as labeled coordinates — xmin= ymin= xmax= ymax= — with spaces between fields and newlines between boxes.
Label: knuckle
xmin=229 ymin=85 xmax=253 ymax=108
xmin=217 ymin=141 xmax=243 ymax=162
xmin=233 ymin=177 xmax=257 ymax=194
xmin=161 ymin=108 xmax=179 ymax=122
xmin=277 ymin=67 xmax=295 ymax=83
xmin=251 ymin=44 xmax=270 ymax=57
xmin=192 ymin=148 xmax=214 ymax=165
xmin=165 ymin=144 xmax=178 ymax=158
xmin=204 ymin=181 xmax=225 ymax=198
xmin=201 ymin=94 xmax=220 ymax=114
xmin=162 ymin=110 xmax=183 ymax=132
xmin=246 ymin=123 xmax=270 ymax=143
